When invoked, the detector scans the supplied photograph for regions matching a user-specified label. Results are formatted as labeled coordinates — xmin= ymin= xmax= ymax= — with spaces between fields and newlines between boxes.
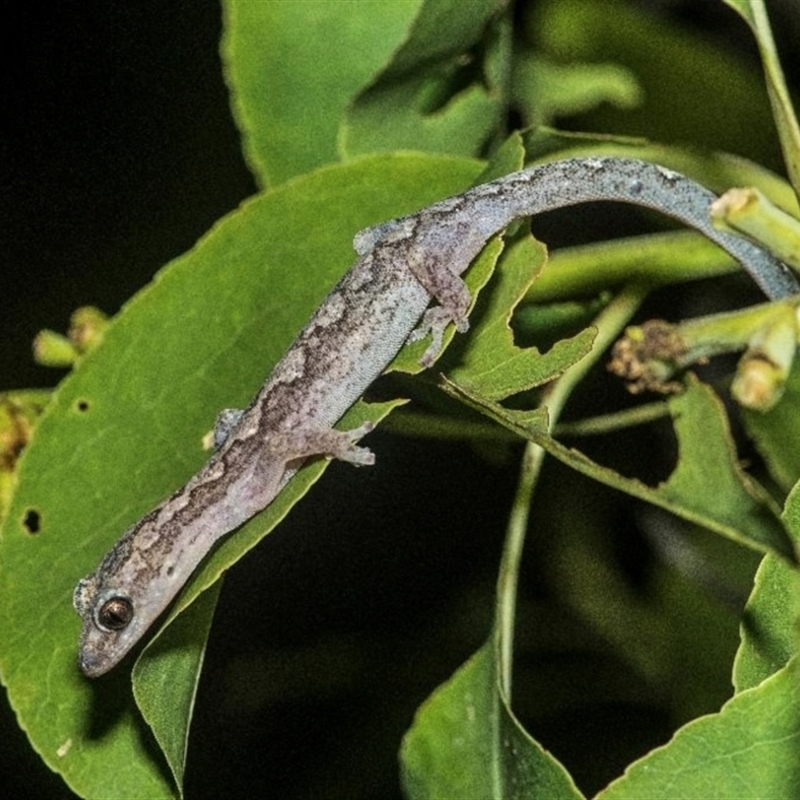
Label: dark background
xmin=2 ymin=2 xmax=800 ymax=799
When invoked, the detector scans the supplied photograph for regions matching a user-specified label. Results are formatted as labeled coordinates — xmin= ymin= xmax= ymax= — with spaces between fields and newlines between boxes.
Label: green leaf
xmin=222 ymin=0 xmax=423 ymax=185
xmin=343 ymin=80 xmax=498 ymax=161
xmin=598 ymin=656 xmax=800 ymax=799
xmin=659 ymin=380 xmax=785 ymax=556
xmin=480 ymin=130 xmax=528 ymax=180
xmin=449 ymin=233 xmax=596 ymax=399
xmin=444 ymin=376 xmax=796 ymax=563
xmin=340 ymin=0 xmax=507 ymax=159
xmin=512 ymin=53 xmax=643 ymax=128
xmin=0 ymin=153 xmax=483 ymax=798
xmin=733 ymin=480 xmax=800 ymax=693
xmin=133 ymin=582 xmax=221 ymax=791
xmin=722 ymin=0 xmax=800 ymax=199
xmin=743 ymin=363 xmax=800 ymax=492
xmin=400 ymin=642 xmax=584 ymax=800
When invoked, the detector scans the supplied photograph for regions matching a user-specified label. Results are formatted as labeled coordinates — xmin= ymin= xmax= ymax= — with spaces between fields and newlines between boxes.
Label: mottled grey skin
xmin=74 ymin=157 xmax=798 ymax=676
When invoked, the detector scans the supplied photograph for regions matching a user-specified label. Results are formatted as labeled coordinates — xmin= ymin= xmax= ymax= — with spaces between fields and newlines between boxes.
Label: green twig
xmin=710 ymin=187 xmax=800 ymax=270
xmin=495 ymin=284 xmax=649 ymax=700
xmin=609 ymin=297 xmax=799 ymax=409
xmin=553 ymin=402 xmax=671 ymax=437
xmin=527 ymin=231 xmax=740 ymax=304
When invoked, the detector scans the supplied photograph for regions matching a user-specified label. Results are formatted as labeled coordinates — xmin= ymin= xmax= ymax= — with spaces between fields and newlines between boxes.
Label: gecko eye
xmin=96 ymin=597 xmax=133 ymax=632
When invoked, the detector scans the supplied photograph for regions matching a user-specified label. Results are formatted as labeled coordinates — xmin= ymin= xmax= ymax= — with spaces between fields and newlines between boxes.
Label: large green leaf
xmin=598 ymin=656 xmax=800 ymax=799
xmin=222 ymin=0 xmax=422 ymax=185
xmin=222 ymin=0 xmax=505 ymax=187
xmin=340 ymin=0 xmax=506 ymax=159
xmin=0 ymin=154 xmax=483 ymax=798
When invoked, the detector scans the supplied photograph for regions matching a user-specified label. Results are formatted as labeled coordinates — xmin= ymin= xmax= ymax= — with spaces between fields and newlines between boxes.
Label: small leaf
xmin=343 ymin=80 xmax=499 ymax=161
xmin=733 ymin=480 xmax=800 ymax=693
xmin=400 ymin=642 xmax=584 ymax=800
xmin=660 ymin=379 xmax=788 ymax=560
xmin=478 ymin=130 xmax=528 ymax=181
xmin=133 ymin=582 xmax=222 ymax=791
xmin=341 ymin=0 xmax=506 ymax=159
xmin=449 ymin=234 xmax=596 ymax=399
xmin=512 ymin=54 xmax=643 ymax=128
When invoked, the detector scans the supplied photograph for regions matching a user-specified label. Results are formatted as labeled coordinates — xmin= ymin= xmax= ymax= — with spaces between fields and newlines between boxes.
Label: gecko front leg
xmin=214 ymin=408 xmax=373 ymax=466
xmin=263 ymin=423 xmax=375 ymax=468
xmin=249 ymin=423 xmax=377 ymax=508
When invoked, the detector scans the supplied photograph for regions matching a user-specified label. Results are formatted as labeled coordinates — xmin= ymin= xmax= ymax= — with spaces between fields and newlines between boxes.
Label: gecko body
xmin=74 ymin=157 xmax=798 ymax=676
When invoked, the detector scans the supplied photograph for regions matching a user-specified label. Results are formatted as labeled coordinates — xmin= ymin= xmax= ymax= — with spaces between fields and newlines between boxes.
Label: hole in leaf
xmin=22 ymin=509 xmax=41 ymax=534
xmin=76 ymin=399 xmax=90 ymax=412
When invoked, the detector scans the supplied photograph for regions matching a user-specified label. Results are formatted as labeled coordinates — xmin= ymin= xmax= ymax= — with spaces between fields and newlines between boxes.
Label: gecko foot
xmin=268 ymin=422 xmax=376 ymax=466
xmin=408 ymin=306 xmax=470 ymax=368
xmin=332 ymin=422 xmax=376 ymax=466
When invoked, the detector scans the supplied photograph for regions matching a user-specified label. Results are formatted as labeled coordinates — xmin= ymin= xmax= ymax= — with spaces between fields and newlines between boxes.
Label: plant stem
xmin=496 ymin=284 xmax=649 ymax=700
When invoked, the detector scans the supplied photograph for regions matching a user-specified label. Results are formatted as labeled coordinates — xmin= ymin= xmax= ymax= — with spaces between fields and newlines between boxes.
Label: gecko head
xmin=74 ymin=577 xmax=137 ymax=677
xmin=73 ymin=571 xmax=173 ymax=678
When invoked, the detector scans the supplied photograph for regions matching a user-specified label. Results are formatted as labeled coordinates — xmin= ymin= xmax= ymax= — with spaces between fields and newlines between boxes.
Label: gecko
xmin=73 ymin=156 xmax=798 ymax=676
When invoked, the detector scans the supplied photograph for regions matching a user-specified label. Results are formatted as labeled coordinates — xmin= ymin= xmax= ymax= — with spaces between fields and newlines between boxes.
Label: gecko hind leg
xmin=405 ymin=247 xmax=473 ymax=367
xmin=408 ymin=306 xmax=470 ymax=368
